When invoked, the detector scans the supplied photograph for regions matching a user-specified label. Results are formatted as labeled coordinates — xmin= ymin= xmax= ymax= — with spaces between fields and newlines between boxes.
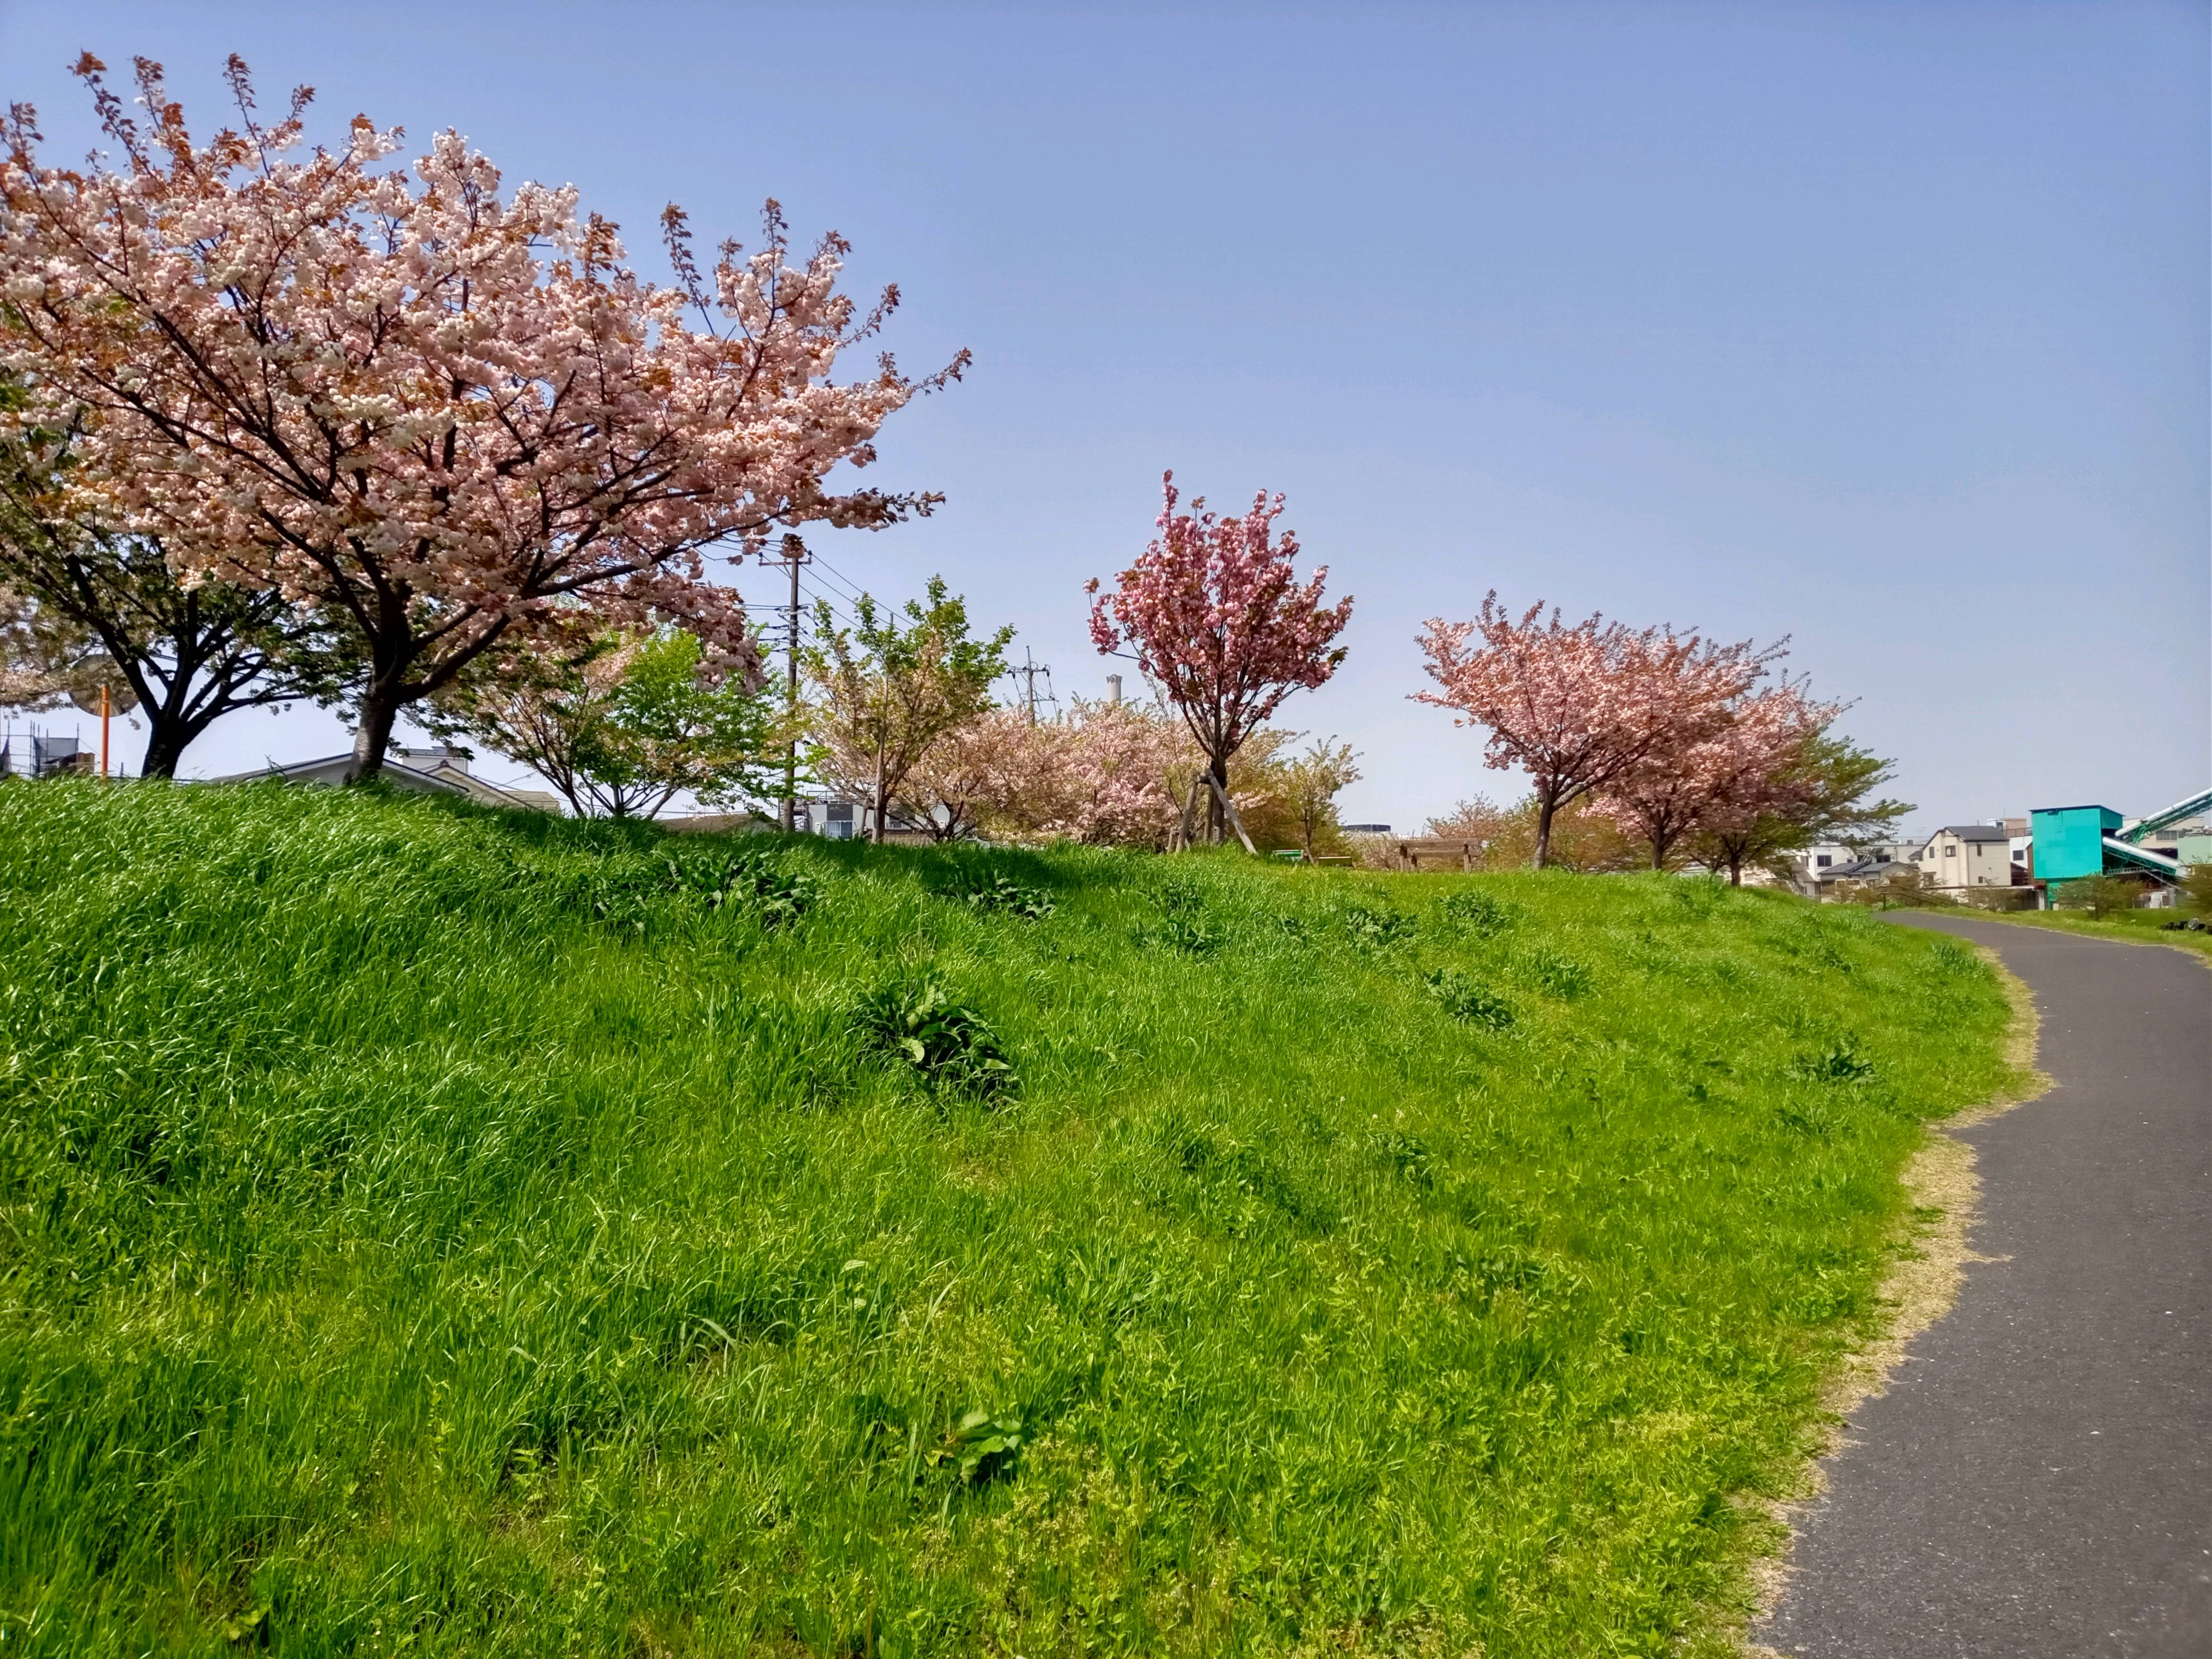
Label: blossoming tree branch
xmin=0 ymin=54 xmax=963 ymax=777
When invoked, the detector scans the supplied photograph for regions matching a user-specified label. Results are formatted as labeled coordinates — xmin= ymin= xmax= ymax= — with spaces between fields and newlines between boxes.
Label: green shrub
xmin=2056 ymin=873 xmax=2147 ymax=919
xmin=2182 ymin=863 xmax=2212 ymax=916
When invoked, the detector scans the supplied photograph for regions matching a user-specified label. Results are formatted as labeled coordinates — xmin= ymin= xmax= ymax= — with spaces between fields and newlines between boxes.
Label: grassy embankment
xmin=1946 ymin=902 xmax=2212 ymax=958
xmin=0 ymin=782 xmax=2021 ymax=1657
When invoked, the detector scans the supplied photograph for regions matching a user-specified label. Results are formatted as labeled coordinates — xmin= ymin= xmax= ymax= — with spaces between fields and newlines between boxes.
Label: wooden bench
xmin=1381 ymin=838 xmax=1488 ymax=872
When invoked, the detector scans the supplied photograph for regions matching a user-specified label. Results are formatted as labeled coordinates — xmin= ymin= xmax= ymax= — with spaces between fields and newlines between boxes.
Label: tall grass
xmin=0 ymin=781 xmax=2018 ymax=1657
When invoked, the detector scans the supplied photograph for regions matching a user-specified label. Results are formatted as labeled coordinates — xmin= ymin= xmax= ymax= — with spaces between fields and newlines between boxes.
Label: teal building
xmin=2028 ymin=805 xmax=2123 ymax=884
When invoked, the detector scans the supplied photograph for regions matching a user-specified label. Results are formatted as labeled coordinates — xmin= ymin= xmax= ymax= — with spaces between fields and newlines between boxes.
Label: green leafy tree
xmin=2055 ymin=873 xmax=2145 ymax=919
xmin=1423 ymin=793 xmax=1646 ymax=873
xmin=1694 ymin=727 xmax=1914 ymax=883
xmin=432 ymin=629 xmax=776 ymax=818
xmin=803 ymin=577 xmax=1013 ymax=844
xmin=1279 ymin=738 xmax=1361 ymax=855
xmin=2180 ymin=863 xmax=2212 ymax=917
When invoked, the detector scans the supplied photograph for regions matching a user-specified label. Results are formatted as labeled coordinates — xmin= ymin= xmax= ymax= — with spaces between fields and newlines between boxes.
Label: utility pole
xmin=1014 ymin=648 xmax=1054 ymax=725
xmin=763 ymin=534 xmax=812 ymax=832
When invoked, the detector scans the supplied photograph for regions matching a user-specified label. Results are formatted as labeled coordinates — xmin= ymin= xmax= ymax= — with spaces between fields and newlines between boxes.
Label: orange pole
xmin=99 ymin=683 xmax=110 ymax=777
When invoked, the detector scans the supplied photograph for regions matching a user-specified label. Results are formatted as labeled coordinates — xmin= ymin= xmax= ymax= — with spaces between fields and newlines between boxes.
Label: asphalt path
xmin=1759 ymin=915 xmax=2209 ymax=1658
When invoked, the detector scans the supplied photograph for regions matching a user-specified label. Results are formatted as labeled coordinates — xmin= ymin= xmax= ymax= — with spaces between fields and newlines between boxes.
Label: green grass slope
xmin=0 ymin=783 xmax=2017 ymax=1658
xmin=1950 ymin=903 xmax=2212 ymax=958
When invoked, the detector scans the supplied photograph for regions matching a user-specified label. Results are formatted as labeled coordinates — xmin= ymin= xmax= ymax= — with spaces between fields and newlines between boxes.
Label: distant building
xmin=785 ymin=795 xmax=941 ymax=842
xmin=1801 ymin=854 xmax=1919 ymax=899
xmin=2028 ymin=802 xmax=2185 ymax=900
xmin=1786 ymin=838 xmax=1921 ymax=898
xmin=213 ymin=744 xmax=563 ymax=814
xmin=1342 ymin=823 xmax=1393 ymax=834
xmin=0 ymin=729 xmax=91 ymax=777
xmin=1913 ymin=823 xmax=2015 ymax=893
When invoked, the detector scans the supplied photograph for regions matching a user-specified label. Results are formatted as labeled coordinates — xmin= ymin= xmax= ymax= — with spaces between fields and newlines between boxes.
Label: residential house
xmin=214 ymin=744 xmax=563 ymax=813
xmin=1804 ymin=854 xmax=1920 ymax=899
xmin=1786 ymin=838 xmax=1922 ymax=898
xmin=1914 ymin=823 xmax=2015 ymax=893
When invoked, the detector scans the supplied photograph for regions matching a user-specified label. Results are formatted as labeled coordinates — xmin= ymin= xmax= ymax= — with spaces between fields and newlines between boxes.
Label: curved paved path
xmin=1759 ymin=915 xmax=2209 ymax=1658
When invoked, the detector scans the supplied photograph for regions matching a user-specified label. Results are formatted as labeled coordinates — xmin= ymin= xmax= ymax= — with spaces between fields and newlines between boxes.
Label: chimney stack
xmin=1106 ymin=673 xmax=1123 ymax=705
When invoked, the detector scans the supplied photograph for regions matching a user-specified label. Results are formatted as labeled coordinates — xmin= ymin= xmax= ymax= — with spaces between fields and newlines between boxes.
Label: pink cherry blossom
xmin=0 ymin=55 xmax=963 ymax=776
xmin=1415 ymin=593 xmax=1775 ymax=869
xmin=1088 ymin=473 xmax=1350 ymax=843
xmin=1593 ymin=681 xmax=1836 ymax=870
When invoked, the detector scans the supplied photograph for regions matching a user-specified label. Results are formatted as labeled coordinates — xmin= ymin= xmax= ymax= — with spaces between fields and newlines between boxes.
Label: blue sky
xmin=3 ymin=1 xmax=2205 ymax=832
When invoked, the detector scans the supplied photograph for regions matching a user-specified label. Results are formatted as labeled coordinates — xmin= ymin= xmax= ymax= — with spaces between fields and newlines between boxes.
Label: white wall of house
xmin=1915 ymin=828 xmax=2013 ymax=890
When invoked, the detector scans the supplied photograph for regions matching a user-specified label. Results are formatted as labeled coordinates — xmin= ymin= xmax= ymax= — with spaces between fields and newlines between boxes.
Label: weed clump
xmin=1438 ymin=888 xmax=1519 ymax=937
xmin=1514 ymin=945 xmax=1593 ymax=999
xmin=1425 ymin=968 xmax=1516 ymax=1030
xmin=1342 ymin=902 xmax=1416 ymax=949
xmin=1138 ymin=880 xmax=1220 ymax=954
xmin=931 ymin=1409 xmax=1025 ymax=1485
xmin=960 ymin=872 xmax=1055 ymax=921
xmin=856 ymin=978 xmax=1018 ymax=1099
xmin=1792 ymin=1039 xmax=1876 ymax=1082
xmin=587 ymin=845 xmax=817 ymax=935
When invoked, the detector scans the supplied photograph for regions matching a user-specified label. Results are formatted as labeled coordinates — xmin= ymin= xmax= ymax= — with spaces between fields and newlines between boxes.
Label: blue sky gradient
xmin=3 ymin=1 xmax=2205 ymax=832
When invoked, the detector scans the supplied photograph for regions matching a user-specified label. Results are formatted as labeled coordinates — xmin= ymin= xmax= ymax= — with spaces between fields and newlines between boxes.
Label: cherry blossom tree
xmin=1693 ymin=711 xmax=1909 ymax=885
xmin=1589 ymin=749 xmax=1723 ymax=870
xmin=1595 ymin=680 xmax=1838 ymax=871
xmin=894 ymin=706 xmax=1069 ymax=843
xmin=1682 ymin=688 xmax=1824 ymax=883
xmin=1415 ymin=593 xmax=1774 ymax=870
xmin=1088 ymin=473 xmax=1351 ymax=845
xmin=0 ymin=55 xmax=961 ymax=778
xmin=1053 ymin=696 xmax=1191 ymax=847
xmin=900 ymin=695 xmax=1237 ymax=850
xmin=1 ymin=384 xmax=347 ymax=774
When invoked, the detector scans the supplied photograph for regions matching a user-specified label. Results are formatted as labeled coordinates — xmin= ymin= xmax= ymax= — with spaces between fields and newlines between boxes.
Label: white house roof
xmin=214 ymin=751 xmax=562 ymax=814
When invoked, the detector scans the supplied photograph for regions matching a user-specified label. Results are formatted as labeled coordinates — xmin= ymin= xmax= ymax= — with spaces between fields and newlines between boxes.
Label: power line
xmin=805 ymin=551 xmax=874 ymax=606
xmin=1012 ymin=647 xmax=1056 ymax=725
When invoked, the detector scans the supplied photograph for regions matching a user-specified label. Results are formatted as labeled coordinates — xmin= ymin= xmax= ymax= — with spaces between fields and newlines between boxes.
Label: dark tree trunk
xmin=139 ymin=721 xmax=192 ymax=779
xmin=348 ymin=692 xmax=400 ymax=783
xmin=1207 ymin=755 xmax=1230 ymax=845
xmin=1533 ymin=792 xmax=1558 ymax=870
xmin=135 ymin=659 xmax=215 ymax=779
xmin=346 ymin=594 xmax=422 ymax=783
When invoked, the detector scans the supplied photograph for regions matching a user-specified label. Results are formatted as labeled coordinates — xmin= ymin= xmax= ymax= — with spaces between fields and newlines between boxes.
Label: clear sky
xmin=3 ymin=0 xmax=2206 ymax=834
